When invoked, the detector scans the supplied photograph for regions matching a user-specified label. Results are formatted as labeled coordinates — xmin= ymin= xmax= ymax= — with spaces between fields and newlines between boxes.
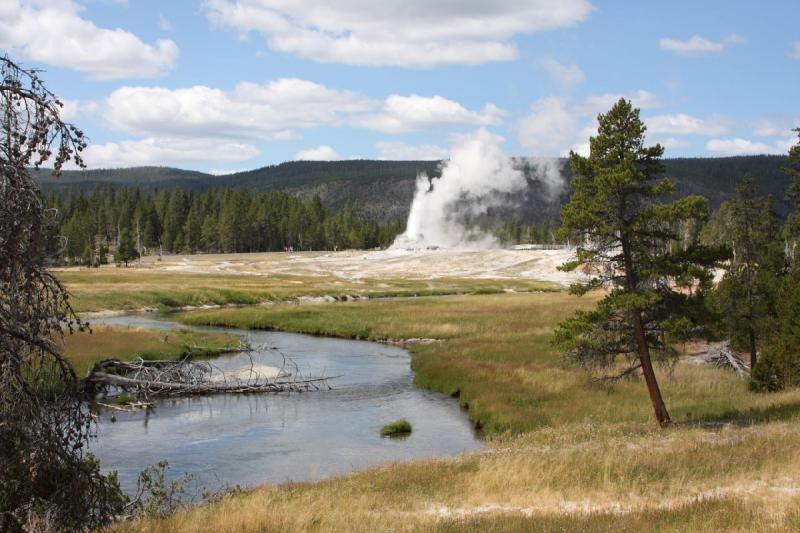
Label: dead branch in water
xmin=82 ymin=356 xmax=337 ymax=398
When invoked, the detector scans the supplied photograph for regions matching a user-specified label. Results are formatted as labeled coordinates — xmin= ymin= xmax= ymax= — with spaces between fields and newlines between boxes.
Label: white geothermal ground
xmin=133 ymin=247 xmax=585 ymax=286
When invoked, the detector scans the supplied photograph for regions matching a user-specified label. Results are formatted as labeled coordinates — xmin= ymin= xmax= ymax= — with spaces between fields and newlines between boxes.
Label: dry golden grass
xmin=95 ymin=290 xmax=800 ymax=531
xmin=118 ymin=421 xmax=800 ymax=532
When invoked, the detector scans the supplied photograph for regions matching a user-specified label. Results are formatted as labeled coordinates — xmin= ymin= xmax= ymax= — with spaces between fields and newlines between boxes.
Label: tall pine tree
xmin=554 ymin=98 xmax=721 ymax=426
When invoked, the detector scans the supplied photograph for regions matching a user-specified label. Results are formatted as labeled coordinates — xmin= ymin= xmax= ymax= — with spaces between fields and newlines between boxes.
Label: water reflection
xmin=89 ymin=314 xmax=482 ymax=493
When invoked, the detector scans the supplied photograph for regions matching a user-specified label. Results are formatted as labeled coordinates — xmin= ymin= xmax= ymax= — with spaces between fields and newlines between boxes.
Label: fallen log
xmin=686 ymin=341 xmax=749 ymax=378
xmin=82 ymin=357 xmax=337 ymax=398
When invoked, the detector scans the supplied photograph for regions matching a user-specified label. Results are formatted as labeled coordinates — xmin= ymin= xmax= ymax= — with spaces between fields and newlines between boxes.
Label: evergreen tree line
xmin=46 ymin=186 xmax=406 ymax=265
xmin=699 ymin=127 xmax=800 ymax=393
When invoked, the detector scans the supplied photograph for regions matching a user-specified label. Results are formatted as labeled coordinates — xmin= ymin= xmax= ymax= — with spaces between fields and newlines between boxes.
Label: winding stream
xmin=88 ymin=314 xmax=482 ymax=494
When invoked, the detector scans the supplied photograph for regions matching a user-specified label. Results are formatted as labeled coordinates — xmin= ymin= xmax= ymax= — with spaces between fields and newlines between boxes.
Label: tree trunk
xmin=748 ymin=327 xmax=757 ymax=371
xmin=633 ymin=309 xmax=672 ymax=426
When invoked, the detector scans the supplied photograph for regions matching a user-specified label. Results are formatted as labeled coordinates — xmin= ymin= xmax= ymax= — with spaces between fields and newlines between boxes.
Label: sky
xmin=1 ymin=0 xmax=798 ymax=172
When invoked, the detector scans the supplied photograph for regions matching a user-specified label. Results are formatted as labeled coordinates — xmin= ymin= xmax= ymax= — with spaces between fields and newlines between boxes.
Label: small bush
xmin=380 ymin=419 xmax=412 ymax=437
xmin=114 ymin=392 xmax=137 ymax=405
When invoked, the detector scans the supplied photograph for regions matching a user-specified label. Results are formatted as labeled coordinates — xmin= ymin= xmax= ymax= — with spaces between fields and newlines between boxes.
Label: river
xmin=88 ymin=314 xmax=482 ymax=494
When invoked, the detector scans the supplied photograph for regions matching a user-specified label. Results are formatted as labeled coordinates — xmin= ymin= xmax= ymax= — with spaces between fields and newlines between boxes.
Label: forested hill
xmin=34 ymin=155 xmax=792 ymax=222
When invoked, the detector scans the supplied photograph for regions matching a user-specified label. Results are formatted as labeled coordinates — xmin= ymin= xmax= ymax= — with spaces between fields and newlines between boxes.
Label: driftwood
xmin=687 ymin=341 xmax=749 ymax=378
xmin=83 ymin=356 xmax=337 ymax=398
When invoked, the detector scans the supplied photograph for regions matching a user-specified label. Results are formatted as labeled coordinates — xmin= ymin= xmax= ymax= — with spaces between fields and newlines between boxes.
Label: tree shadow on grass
xmin=680 ymin=399 xmax=800 ymax=429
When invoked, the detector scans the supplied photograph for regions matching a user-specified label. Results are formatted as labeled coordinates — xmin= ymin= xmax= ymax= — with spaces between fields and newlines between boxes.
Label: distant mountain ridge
xmin=33 ymin=156 xmax=792 ymax=223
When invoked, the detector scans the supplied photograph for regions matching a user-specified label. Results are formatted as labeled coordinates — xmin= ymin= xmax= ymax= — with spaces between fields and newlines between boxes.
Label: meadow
xmin=110 ymin=291 xmax=800 ymax=531
xmin=58 ymin=268 xmax=556 ymax=313
xmin=61 ymin=325 xmax=242 ymax=376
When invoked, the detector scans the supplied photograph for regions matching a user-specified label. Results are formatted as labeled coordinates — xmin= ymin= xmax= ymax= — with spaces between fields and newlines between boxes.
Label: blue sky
xmin=1 ymin=0 xmax=798 ymax=172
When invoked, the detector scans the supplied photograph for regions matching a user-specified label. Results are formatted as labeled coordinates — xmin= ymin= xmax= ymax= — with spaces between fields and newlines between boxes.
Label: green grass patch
xmin=380 ymin=419 xmax=412 ymax=437
xmin=60 ymin=325 xmax=242 ymax=376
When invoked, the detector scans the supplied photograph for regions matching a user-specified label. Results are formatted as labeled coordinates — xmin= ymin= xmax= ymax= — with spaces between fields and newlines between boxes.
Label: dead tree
xmin=0 ymin=56 xmax=126 ymax=530
xmin=83 ymin=357 xmax=336 ymax=399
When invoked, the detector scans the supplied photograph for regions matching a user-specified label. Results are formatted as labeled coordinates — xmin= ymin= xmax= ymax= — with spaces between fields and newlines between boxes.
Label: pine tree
xmin=784 ymin=128 xmax=800 ymax=264
xmin=704 ymin=176 xmax=781 ymax=369
xmin=554 ymin=98 xmax=721 ymax=426
xmin=114 ymin=228 xmax=140 ymax=266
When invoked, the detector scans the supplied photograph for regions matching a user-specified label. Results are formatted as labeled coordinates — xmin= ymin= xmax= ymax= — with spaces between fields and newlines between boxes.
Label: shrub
xmin=380 ymin=419 xmax=412 ymax=437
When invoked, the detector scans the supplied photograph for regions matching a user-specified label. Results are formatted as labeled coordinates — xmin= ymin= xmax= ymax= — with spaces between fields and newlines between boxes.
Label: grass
xmin=174 ymin=292 xmax=800 ymax=435
xmin=60 ymin=325 xmax=241 ymax=376
xmin=94 ymin=289 xmax=800 ymax=531
xmin=55 ymin=268 xmax=557 ymax=313
xmin=380 ymin=419 xmax=413 ymax=437
xmin=117 ymin=421 xmax=800 ymax=532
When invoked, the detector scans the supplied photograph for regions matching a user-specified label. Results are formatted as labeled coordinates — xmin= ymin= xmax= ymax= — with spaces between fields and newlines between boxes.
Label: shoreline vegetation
xmin=102 ymin=291 xmax=800 ymax=532
xmin=61 ymin=325 xmax=243 ymax=377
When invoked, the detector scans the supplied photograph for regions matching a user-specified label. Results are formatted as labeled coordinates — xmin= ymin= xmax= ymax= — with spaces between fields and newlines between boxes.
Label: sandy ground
xmin=101 ymin=248 xmax=586 ymax=286
xmin=206 ymin=364 xmax=290 ymax=383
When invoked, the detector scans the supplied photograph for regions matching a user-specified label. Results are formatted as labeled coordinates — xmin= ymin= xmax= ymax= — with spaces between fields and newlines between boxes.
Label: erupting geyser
xmin=391 ymin=128 xmax=563 ymax=250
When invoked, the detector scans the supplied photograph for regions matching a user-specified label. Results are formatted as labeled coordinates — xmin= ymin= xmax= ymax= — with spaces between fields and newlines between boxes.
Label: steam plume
xmin=391 ymin=128 xmax=563 ymax=249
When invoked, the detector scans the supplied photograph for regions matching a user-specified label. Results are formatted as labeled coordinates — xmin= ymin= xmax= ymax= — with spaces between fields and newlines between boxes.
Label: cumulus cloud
xmin=102 ymin=79 xmax=502 ymax=139
xmin=517 ymin=97 xmax=579 ymax=157
xmin=359 ymin=95 xmax=503 ymax=134
xmin=0 ymin=0 xmax=178 ymax=79
xmin=294 ymin=145 xmax=341 ymax=160
xmin=656 ymin=137 xmax=690 ymax=150
xmin=659 ymin=34 xmax=744 ymax=56
xmin=540 ymin=57 xmax=585 ymax=88
xmin=646 ymin=113 xmax=732 ymax=136
xmin=91 ymin=77 xmax=502 ymax=167
xmin=103 ymin=79 xmax=372 ymax=139
xmin=576 ymin=90 xmax=662 ymax=115
xmin=750 ymin=116 xmax=798 ymax=137
xmin=706 ymin=138 xmax=784 ymax=155
xmin=203 ymin=0 xmax=593 ymax=67
xmin=375 ymin=141 xmax=449 ymax=160
xmin=517 ymin=90 xmax=663 ymax=157
xmin=82 ymin=137 xmax=260 ymax=168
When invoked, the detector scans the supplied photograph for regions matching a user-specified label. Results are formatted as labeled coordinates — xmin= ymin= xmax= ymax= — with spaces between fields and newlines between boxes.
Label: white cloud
xmin=375 ymin=141 xmax=449 ymax=160
xmin=750 ymin=117 xmax=797 ymax=137
xmin=294 ymin=145 xmax=341 ymax=161
xmin=0 ymin=0 xmax=179 ymax=79
xmin=82 ymin=137 xmax=260 ymax=168
xmin=517 ymin=90 xmax=663 ymax=157
xmin=203 ymin=0 xmax=593 ymax=67
xmin=655 ymin=137 xmax=689 ymax=150
xmin=775 ymin=137 xmax=796 ymax=153
xmin=540 ymin=57 xmax=585 ymax=88
xmin=103 ymin=79 xmax=373 ymax=139
xmin=659 ymin=34 xmax=744 ymax=56
xmin=646 ymin=113 xmax=732 ymax=136
xmin=103 ymin=80 xmax=502 ymax=139
xmin=576 ymin=90 xmax=662 ymax=115
xmin=209 ymin=168 xmax=250 ymax=175
xmin=517 ymin=96 xmax=579 ymax=157
xmin=158 ymin=13 xmax=172 ymax=32
xmin=359 ymin=95 xmax=503 ymax=134
xmin=706 ymin=138 xmax=784 ymax=155
xmin=59 ymin=99 xmax=81 ymax=121
xmin=792 ymin=41 xmax=800 ymax=59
